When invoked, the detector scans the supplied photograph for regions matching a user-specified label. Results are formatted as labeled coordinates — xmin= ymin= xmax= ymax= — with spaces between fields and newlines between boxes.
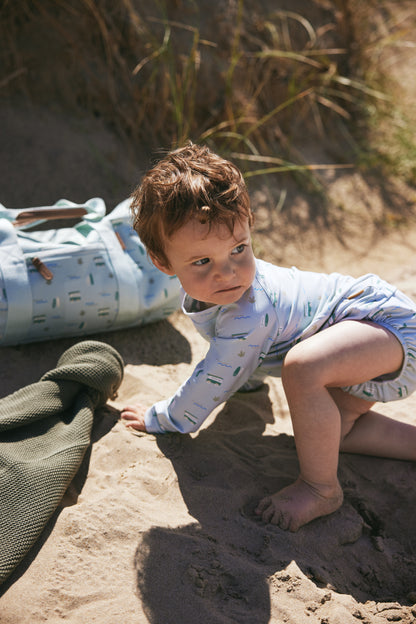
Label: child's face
xmin=153 ymin=216 xmax=256 ymax=306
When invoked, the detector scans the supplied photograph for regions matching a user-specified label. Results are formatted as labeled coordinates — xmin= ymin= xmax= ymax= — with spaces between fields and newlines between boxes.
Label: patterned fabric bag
xmin=0 ymin=198 xmax=180 ymax=346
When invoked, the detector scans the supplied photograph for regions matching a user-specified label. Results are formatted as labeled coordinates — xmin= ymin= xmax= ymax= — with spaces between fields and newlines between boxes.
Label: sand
xmin=0 ymin=230 xmax=416 ymax=624
xmin=1 ymin=103 xmax=416 ymax=623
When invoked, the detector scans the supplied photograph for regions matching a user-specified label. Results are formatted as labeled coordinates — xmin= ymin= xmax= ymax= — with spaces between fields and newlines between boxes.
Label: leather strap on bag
xmin=13 ymin=207 xmax=88 ymax=227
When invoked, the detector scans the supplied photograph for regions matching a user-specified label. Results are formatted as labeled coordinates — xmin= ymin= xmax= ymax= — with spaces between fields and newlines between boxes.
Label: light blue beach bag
xmin=0 ymin=198 xmax=181 ymax=346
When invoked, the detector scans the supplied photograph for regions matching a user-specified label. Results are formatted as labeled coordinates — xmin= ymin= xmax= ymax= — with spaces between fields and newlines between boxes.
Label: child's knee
xmin=282 ymin=341 xmax=323 ymax=388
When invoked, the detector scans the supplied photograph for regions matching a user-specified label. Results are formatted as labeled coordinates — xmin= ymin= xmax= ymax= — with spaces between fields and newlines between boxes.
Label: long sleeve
xmin=144 ymin=287 xmax=278 ymax=434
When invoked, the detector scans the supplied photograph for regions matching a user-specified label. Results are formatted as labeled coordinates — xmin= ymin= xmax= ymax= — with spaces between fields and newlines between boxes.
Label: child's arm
xmin=143 ymin=304 xmax=276 ymax=434
xmin=121 ymin=404 xmax=147 ymax=431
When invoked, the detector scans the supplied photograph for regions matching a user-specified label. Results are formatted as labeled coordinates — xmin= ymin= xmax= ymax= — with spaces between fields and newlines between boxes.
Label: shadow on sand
xmin=135 ymin=386 xmax=416 ymax=623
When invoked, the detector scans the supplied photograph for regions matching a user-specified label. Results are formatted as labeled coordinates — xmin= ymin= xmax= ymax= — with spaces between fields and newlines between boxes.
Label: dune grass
xmin=1 ymin=0 xmax=414 ymax=192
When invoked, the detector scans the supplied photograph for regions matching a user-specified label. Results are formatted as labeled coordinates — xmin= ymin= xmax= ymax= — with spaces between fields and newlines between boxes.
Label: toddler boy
xmin=122 ymin=143 xmax=416 ymax=531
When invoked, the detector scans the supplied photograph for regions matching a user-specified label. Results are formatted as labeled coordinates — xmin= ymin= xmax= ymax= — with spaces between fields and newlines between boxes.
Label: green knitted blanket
xmin=0 ymin=340 xmax=124 ymax=585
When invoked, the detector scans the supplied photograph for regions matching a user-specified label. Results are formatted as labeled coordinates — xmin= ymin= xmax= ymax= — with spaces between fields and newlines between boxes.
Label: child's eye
xmin=193 ymin=257 xmax=210 ymax=266
xmin=232 ymin=244 xmax=246 ymax=255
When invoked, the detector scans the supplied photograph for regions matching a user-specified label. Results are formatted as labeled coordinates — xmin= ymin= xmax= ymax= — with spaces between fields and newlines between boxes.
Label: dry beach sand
xmin=1 ymin=103 xmax=416 ymax=623
xmin=1 ymin=231 xmax=416 ymax=624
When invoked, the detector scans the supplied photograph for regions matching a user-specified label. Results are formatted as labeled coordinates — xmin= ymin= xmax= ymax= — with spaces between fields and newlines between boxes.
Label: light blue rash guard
xmin=145 ymin=258 xmax=416 ymax=434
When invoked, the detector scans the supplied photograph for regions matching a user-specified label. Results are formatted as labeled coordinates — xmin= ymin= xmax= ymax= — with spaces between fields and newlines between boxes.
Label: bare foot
xmin=255 ymin=478 xmax=344 ymax=532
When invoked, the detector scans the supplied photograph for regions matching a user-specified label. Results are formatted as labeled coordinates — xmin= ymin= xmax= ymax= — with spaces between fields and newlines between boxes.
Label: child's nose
xmin=215 ymin=261 xmax=234 ymax=281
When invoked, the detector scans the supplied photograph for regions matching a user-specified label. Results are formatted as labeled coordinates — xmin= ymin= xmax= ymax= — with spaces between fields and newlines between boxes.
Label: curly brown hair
xmin=130 ymin=143 xmax=253 ymax=268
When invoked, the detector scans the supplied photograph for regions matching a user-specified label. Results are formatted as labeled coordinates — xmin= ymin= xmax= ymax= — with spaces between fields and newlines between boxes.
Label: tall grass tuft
xmin=1 ymin=0 xmax=414 ymax=188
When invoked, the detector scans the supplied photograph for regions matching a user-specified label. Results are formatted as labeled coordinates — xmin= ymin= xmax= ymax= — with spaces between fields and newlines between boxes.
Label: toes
xmin=287 ymin=516 xmax=301 ymax=532
xmin=262 ymin=505 xmax=276 ymax=524
xmin=256 ymin=497 xmax=297 ymax=531
xmin=258 ymin=499 xmax=282 ymax=525
xmin=274 ymin=510 xmax=291 ymax=531
xmin=255 ymin=498 xmax=276 ymax=523
xmin=255 ymin=496 xmax=271 ymax=516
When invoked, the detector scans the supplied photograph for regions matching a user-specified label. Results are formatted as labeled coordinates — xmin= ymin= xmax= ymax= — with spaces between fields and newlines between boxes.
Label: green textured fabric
xmin=0 ymin=340 xmax=124 ymax=585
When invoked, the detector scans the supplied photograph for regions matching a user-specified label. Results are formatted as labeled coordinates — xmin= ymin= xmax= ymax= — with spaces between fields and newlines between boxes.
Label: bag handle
xmin=0 ymin=198 xmax=107 ymax=230
xmin=13 ymin=207 xmax=88 ymax=227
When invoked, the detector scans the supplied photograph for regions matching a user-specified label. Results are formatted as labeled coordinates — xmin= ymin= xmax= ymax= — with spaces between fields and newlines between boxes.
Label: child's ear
xmin=150 ymin=253 xmax=175 ymax=276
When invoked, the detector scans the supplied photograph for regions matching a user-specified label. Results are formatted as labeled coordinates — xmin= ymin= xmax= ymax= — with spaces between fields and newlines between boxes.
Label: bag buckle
xmin=32 ymin=257 xmax=54 ymax=282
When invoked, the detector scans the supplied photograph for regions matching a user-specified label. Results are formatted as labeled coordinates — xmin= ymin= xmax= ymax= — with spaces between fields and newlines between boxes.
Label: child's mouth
xmin=216 ymin=285 xmax=242 ymax=294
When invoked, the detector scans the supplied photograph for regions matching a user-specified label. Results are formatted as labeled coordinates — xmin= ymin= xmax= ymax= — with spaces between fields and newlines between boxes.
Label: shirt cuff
xmin=144 ymin=399 xmax=174 ymax=434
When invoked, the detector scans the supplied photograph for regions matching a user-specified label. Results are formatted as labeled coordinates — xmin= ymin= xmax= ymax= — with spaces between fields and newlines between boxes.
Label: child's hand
xmin=120 ymin=404 xmax=148 ymax=432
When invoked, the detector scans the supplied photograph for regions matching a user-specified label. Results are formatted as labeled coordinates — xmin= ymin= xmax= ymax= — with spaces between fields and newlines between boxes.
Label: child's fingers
xmin=120 ymin=415 xmax=147 ymax=432
xmin=121 ymin=405 xmax=146 ymax=417
xmin=120 ymin=405 xmax=147 ymax=432
xmin=120 ymin=411 xmax=140 ymax=421
xmin=125 ymin=421 xmax=146 ymax=432
xmin=122 ymin=404 xmax=146 ymax=413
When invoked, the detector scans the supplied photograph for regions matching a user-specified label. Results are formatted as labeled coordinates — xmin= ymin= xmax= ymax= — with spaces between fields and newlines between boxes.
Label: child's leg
xmin=330 ymin=387 xmax=416 ymax=459
xmin=256 ymin=319 xmax=407 ymax=531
